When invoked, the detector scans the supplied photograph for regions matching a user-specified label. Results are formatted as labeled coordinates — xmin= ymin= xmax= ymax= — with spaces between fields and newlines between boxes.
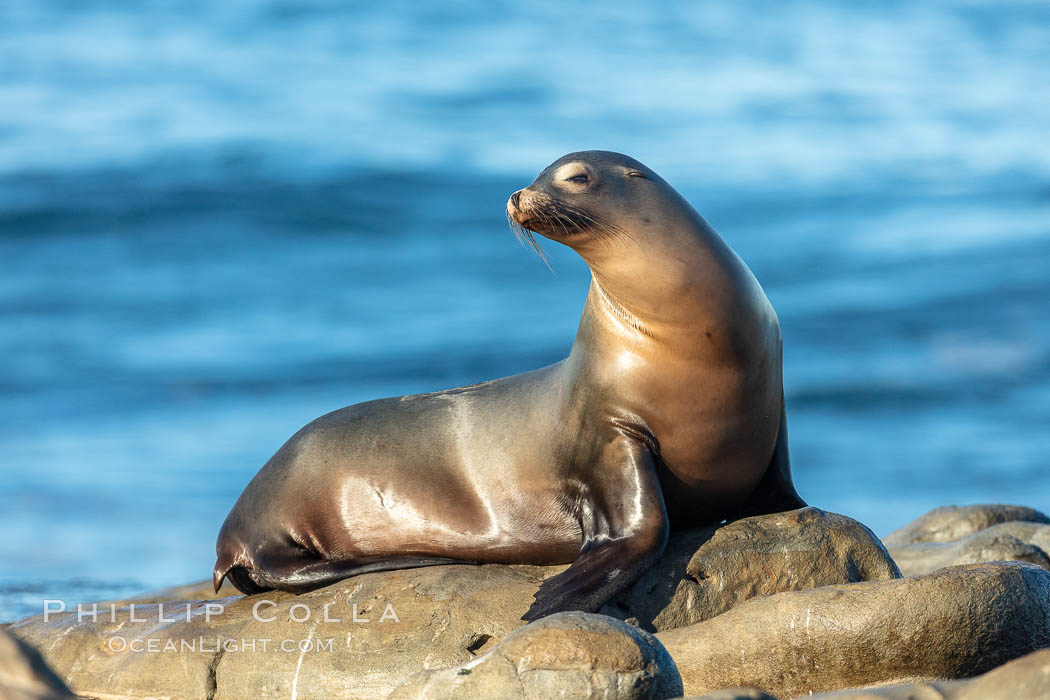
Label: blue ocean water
xmin=2 ymin=1 xmax=1049 ymax=621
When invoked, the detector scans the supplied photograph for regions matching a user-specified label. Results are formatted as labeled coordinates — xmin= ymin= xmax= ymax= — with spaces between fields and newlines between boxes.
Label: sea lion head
xmin=508 ymin=151 xmax=739 ymax=325
xmin=507 ymin=151 xmax=700 ymax=263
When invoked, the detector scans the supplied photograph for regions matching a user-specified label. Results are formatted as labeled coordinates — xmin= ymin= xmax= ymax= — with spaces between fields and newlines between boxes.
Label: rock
xmin=601 ymin=507 xmax=900 ymax=631
xmin=888 ymin=523 xmax=1050 ymax=577
xmin=883 ymin=506 xmax=1050 ymax=578
xmin=883 ymin=504 xmax=1050 ymax=547
xmin=388 ymin=612 xmax=682 ymax=700
xmin=987 ymin=520 xmax=1050 ymax=552
xmin=0 ymin=629 xmax=75 ymax=700
xmin=656 ymin=562 xmax=1050 ymax=698
xmin=683 ymin=648 xmax=1050 ymax=699
xmin=3 ymin=508 xmax=901 ymax=699
xmin=793 ymin=647 xmax=1050 ymax=699
xmin=9 ymin=563 xmax=555 ymax=700
xmin=942 ymin=648 xmax=1050 ymax=700
xmin=683 ymin=689 xmax=780 ymax=700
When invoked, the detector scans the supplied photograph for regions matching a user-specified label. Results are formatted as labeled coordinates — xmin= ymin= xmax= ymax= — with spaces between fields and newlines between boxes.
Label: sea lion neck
xmin=578 ymin=212 xmax=748 ymax=332
xmin=588 ymin=276 xmax=656 ymax=339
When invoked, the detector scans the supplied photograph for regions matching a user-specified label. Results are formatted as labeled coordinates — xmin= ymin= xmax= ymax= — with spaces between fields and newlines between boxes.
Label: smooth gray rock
xmin=883 ymin=504 xmax=1050 ymax=547
xmin=0 ymin=629 xmax=74 ymax=700
xmin=682 ymin=689 xmax=780 ymax=700
xmin=800 ymin=646 xmax=1050 ymax=698
xmin=684 ymin=647 xmax=1050 ymax=699
xmin=602 ymin=507 xmax=900 ymax=632
xmin=9 ymin=564 xmax=554 ymax=700
xmin=888 ymin=523 xmax=1050 ymax=577
xmin=388 ymin=612 xmax=683 ymax=700
xmin=657 ymin=562 xmax=1050 ymax=698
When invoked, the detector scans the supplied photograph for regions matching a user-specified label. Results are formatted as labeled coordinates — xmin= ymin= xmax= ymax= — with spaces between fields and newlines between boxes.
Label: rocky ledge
xmin=0 ymin=628 xmax=75 ymax=700
xmin=4 ymin=504 xmax=1050 ymax=699
xmin=685 ymin=646 xmax=1050 ymax=699
xmin=661 ymin=561 xmax=1050 ymax=696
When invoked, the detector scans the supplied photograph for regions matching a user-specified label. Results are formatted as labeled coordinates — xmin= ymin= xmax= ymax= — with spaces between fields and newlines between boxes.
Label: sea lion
xmin=213 ymin=151 xmax=805 ymax=621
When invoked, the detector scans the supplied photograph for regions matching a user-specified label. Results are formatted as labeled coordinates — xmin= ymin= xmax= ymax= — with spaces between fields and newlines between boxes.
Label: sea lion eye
xmin=566 ymin=174 xmax=590 ymax=184
xmin=627 ymin=171 xmax=646 ymax=178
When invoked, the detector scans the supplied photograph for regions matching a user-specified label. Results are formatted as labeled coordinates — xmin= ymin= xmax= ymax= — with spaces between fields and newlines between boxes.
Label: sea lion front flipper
xmin=522 ymin=437 xmax=669 ymax=622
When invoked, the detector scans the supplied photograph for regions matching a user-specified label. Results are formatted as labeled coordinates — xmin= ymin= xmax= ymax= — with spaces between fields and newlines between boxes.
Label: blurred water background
xmin=2 ymin=1 xmax=1049 ymax=620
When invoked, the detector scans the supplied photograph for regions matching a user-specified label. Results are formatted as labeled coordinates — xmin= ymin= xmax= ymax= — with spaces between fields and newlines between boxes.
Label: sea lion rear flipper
xmin=522 ymin=437 xmax=668 ymax=622
xmin=736 ymin=396 xmax=806 ymax=518
xmin=213 ymin=538 xmax=261 ymax=594
xmin=250 ymin=554 xmax=479 ymax=593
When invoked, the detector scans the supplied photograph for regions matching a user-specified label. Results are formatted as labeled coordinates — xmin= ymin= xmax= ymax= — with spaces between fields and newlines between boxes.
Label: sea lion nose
xmin=511 ymin=191 xmax=522 ymax=208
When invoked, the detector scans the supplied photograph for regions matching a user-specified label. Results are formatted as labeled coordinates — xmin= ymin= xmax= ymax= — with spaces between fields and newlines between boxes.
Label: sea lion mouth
xmin=507 ymin=192 xmax=592 ymax=238
xmin=505 ymin=192 xmax=593 ymax=268
xmin=513 ymin=215 xmax=538 ymax=230
xmin=515 ymin=214 xmax=586 ymax=236
xmin=505 ymin=189 xmax=633 ymax=267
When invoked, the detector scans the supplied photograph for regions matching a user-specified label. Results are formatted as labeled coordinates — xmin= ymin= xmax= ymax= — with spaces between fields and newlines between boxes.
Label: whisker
xmin=507 ymin=211 xmax=554 ymax=273
xmin=506 ymin=190 xmax=634 ymax=270
xmin=554 ymin=203 xmax=633 ymax=247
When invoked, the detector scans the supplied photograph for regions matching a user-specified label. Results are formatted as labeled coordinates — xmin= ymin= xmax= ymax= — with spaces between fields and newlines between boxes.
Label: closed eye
xmin=566 ymin=174 xmax=590 ymax=184
xmin=627 ymin=171 xmax=646 ymax=178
